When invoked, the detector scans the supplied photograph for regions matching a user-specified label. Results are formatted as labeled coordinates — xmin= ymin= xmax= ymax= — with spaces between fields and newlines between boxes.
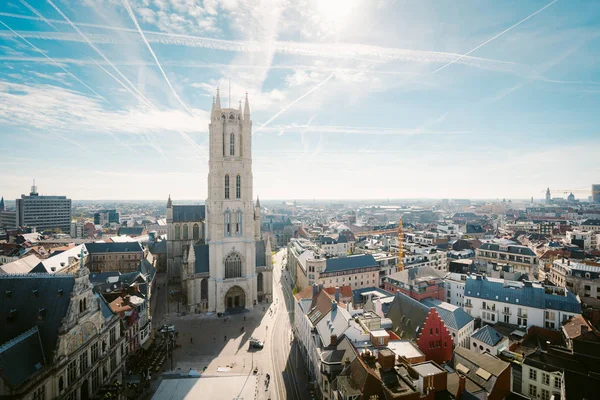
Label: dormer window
xmin=7 ymin=308 xmax=17 ymax=322
xmin=57 ymin=289 xmax=63 ymax=297
xmin=32 ymin=289 xmax=38 ymax=299
xmin=5 ymin=290 xmax=11 ymax=299
xmin=38 ymin=308 xmax=46 ymax=320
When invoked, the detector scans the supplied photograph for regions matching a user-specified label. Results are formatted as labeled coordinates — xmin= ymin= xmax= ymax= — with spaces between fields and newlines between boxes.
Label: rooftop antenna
xmin=228 ymin=78 xmax=231 ymax=108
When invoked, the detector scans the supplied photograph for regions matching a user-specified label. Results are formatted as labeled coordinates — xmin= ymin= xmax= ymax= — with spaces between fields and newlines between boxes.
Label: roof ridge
xmin=0 ymin=273 xmax=74 ymax=279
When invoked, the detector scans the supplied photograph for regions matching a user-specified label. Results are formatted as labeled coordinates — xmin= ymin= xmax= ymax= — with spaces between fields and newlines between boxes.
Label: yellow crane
xmin=397 ymin=217 xmax=404 ymax=271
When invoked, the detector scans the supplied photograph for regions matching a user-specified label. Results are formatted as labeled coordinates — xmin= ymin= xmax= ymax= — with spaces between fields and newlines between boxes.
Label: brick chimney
xmin=377 ymin=349 xmax=395 ymax=370
xmin=330 ymin=334 xmax=337 ymax=344
xmin=457 ymin=373 xmax=466 ymax=400
xmin=312 ymin=284 xmax=319 ymax=299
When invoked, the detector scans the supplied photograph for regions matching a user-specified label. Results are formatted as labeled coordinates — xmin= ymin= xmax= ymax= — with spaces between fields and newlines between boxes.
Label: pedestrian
xmin=224 ymin=335 xmax=227 ymax=341
xmin=244 ymin=316 xmax=246 ymax=321
xmin=190 ymin=337 xmax=193 ymax=344
xmin=213 ymin=336 xmax=216 ymax=342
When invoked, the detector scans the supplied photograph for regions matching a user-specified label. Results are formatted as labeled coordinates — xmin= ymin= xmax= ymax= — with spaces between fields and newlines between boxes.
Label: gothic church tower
xmin=206 ymin=90 xmax=258 ymax=313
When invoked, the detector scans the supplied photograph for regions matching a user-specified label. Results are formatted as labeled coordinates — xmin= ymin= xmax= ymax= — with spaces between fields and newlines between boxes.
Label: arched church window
xmin=175 ymin=224 xmax=181 ymax=240
xmin=236 ymin=175 xmax=241 ymax=199
xmin=257 ymin=272 xmax=264 ymax=292
xmin=225 ymin=253 xmax=242 ymax=279
xmin=230 ymin=133 xmax=235 ymax=156
xmin=83 ymin=297 xmax=87 ymax=310
xmin=224 ymin=210 xmax=231 ymax=236
xmin=193 ymin=224 xmax=200 ymax=240
xmin=235 ymin=210 xmax=243 ymax=235
xmin=183 ymin=224 xmax=189 ymax=240
xmin=225 ymin=174 xmax=230 ymax=199
xmin=229 ymin=113 xmax=235 ymax=120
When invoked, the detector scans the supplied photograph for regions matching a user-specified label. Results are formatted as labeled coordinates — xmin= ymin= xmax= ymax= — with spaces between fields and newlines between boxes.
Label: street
xmin=149 ymin=248 xmax=311 ymax=400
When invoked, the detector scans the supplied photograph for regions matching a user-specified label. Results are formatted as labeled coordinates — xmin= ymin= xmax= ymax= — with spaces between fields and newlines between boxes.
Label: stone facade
xmin=167 ymin=91 xmax=272 ymax=313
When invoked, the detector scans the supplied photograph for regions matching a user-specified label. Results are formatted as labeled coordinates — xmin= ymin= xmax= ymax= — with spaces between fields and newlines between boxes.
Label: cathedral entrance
xmin=225 ymin=286 xmax=246 ymax=309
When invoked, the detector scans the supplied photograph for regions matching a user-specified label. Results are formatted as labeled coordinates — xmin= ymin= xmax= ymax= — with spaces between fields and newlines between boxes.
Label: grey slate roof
xmin=465 ymin=277 xmax=581 ymax=313
xmin=85 ymin=242 xmax=143 ymax=253
xmin=471 ymin=325 xmax=504 ymax=347
xmin=352 ymin=287 xmax=393 ymax=305
xmin=0 ymin=275 xmax=75 ymax=387
xmin=421 ymin=298 xmax=473 ymax=331
xmin=256 ymin=240 xmax=266 ymax=267
xmin=172 ymin=205 xmax=205 ymax=222
xmin=118 ymin=226 xmax=144 ymax=236
xmin=323 ymin=254 xmax=377 ymax=274
xmin=386 ymin=291 xmax=431 ymax=340
xmin=0 ymin=327 xmax=45 ymax=388
xmin=582 ymin=219 xmax=600 ymax=226
xmin=478 ymin=243 xmax=536 ymax=256
xmin=193 ymin=244 xmax=210 ymax=274
xmin=148 ymin=239 xmax=167 ymax=255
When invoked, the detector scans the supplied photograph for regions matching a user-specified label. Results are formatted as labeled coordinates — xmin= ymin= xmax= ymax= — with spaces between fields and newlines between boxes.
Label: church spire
xmin=244 ymin=92 xmax=250 ymax=121
xmin=239 ymin=99 xmax=242 ymax=115
xmin=167 ymin=194 xmax=172 ymax=208
xmin=215 ymin=87 xmax=221 ymax=110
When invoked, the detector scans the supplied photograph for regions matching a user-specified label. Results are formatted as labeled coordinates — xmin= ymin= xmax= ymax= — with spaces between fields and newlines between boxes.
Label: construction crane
xmin=397 ymin=217 xmax=404 ymax=272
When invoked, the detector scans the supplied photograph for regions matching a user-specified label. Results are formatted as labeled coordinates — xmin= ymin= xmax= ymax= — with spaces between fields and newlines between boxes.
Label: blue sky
xmin=0 ymin=0 xmax=599 ymax=200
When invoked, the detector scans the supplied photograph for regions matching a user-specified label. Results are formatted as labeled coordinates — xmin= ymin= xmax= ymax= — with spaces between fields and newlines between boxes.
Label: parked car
xmin=158 ymin=324 xmax=175 ymax=333
xmin=249 ymin=338 xmax=264 ymax=349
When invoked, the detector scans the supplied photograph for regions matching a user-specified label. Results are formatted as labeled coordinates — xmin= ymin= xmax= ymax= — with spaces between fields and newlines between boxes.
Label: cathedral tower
xmin=206 ymin=90 xmax=258 ymax=313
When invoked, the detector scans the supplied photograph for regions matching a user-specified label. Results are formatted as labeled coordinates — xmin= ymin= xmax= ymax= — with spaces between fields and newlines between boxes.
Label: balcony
xmin=518 ymin=312 xmax=528 ymax=318
xmin=502 ymin=310 xmax=511 ymax=315
xmin=464 ymin=302 xmax=473 ymax=308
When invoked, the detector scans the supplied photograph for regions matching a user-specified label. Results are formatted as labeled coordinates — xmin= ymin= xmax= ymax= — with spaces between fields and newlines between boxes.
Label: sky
xmin=0 ymin=0 xmax=599 ymax=201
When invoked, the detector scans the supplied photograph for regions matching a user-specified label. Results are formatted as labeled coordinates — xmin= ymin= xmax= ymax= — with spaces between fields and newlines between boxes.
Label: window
xmin=79 ymin=350 xmax=88 ymax=373
xmin=182 ymin=224 xmax=188 ymax=240
xmin=175 ymin=224 xmax=180 ymax=240
xmin=193 ymin=224 xmax=200 ymax=240
xmin=110 ymin=352 xmax=117 ymax=372
xmin=92 ymin=368 xmax=100 ymax=392
xmin=235 ymin=210 xmax=243 ymax=235
xmin=67 ymin=360 xmax=77 ymax=385
xmin=224 ymin=210 xmax=231 ymax=236
xmin=32 ymin=385 xmax=45 ymax=400
xmin=230 ymin=133 xmax=235 ymax=155
xmin=541 ymin=388 xmax=550 ymax=400
xmin=110 ymin=327 xmax=116 ymax=346
xmin=91 ymin=342 xmax=99 ymax=363
xmin=504 ymin=315 xmax=509 ymax=323
xmin=529 ymin=368 xmax=537 ymax=381
xmin=225 ymin=175 xmax=230 ymax=199
xmin=542 ymin=372 xmax=550 ymax=385
xmin=225 ymin=253 xmax=242 ymax=279
xmin=236 ymin=175 xmax=241 ymax=199
xmin=529 ymin=384 xmax=537 ymax=398
xmin=554 ymin=376 xmax=561 ymax=389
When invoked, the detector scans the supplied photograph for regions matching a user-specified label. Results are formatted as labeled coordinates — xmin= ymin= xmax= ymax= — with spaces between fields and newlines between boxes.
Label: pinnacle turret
xmin=215 ymin=87 xmax=221 ymax=110
xmin=244 ymin=92 xmax=250 ymax=121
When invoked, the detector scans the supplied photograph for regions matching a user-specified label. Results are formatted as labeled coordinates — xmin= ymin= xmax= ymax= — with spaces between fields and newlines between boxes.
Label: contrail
xmin=47 ymin=0 xmax=154 ymax=109
xmin=46 ymin=0 xmax=204 ymax=156
xmin=0 ymin=19 xmax=110 ymax=105
xmin=16 ymin=1 xmax=146 ymax=157
xmin=433 ymin=0 xmax=559 ymax=74
xmin=121 ymin=0 xmax=196 ymax=116
xmin=255 ymin=72 xmax=335 ymax=133
xmin=19 ymin=0 xmax=56 ymax=30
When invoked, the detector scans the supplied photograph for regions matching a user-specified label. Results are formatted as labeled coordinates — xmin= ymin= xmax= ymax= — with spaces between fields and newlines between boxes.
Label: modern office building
xmin=15 ymin=181 xmax=72 ymax=233
xmin=592 ymin=184 xmax=600 ymax=204
xmin=93 ymin=209 xmax=119 ymax=225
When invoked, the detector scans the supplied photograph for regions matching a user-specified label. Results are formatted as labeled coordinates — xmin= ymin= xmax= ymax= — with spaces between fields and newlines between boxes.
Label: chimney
xmin=331 ymin=300 xmax=337 ymax=312
xmin=377 ymin=349 xmax=395 ymax=370
xmin=567 ymin=260 xmax=570 ymax=266
xmin=581 ymin=325 xmax=589 ymax=335
xmin=457 ymin=373 xmax=466 ymax=400
xmin=330 ymin=334 xmax=337 ymax=344
xmin=344 ymin=357 xmax=351 ymax=368
xmin=335 ymin=286 xmax=340 ymax=303
xmin=312 ymin=284 xmax=319 ymax=299
xmin=319 ymin=283 xmax=324 ymax=292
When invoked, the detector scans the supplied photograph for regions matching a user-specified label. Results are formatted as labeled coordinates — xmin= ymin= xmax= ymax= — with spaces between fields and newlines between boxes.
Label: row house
xmin=0 ymin=250 xmax=126 ymax=399
xmin=383 ymin=266 xmax=445 ymax=301
xmin=386 ymin=291 xmax=453 ymax=365
xmin=85 ymin=242 xmax=144 ymax=273
xmin=309 ymin=254 xmax=381 ymax=291
xmin=421 ymin=297 xmax=474 ymax=349
xmin=464 ymin=275 xmax=581 ymax=330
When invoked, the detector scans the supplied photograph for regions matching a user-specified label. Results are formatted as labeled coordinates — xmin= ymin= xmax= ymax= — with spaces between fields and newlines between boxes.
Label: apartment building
xmin=476 ymin=242 xmax=538 ymax=274
xmin=549 ymin=258 xmax=600 ymax=299
xmin=15 ymin=183 xmax=72 ymax=233
xmin=464 ymin=275 xmax=581 ymax=330
xmin=383 ymin=266 xmax=445 ymax=301
xmin=421 ymin=297 xmax=474 ymax=348
xmin=85 ymin=242 xmax=144 ymax=272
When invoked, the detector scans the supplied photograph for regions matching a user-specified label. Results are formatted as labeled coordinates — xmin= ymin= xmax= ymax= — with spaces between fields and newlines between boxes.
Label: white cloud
xmin=0 ymin=81 xmax=209 ymax=134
